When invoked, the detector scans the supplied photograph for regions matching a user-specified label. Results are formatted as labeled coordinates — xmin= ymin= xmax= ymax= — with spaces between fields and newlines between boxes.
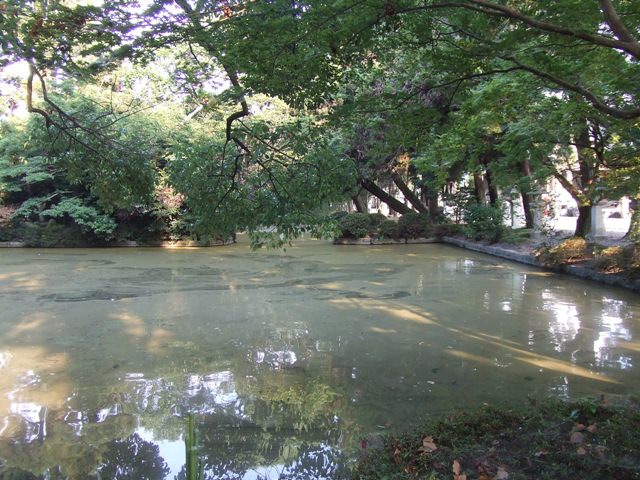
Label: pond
xmin=0 ymin=240 xmax=639 ymax=479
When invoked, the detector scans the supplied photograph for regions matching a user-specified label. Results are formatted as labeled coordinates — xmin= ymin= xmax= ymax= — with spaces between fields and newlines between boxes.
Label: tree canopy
xmin=1 ymin=0 xmax=639 ymax=241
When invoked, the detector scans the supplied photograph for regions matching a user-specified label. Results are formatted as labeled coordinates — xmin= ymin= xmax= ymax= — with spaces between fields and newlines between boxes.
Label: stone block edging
xmin=0 ymin=241 xmax=26 ymax=248
xmin=334 ymin=237 xmax=439 ymax=245
xmin=0 ymin=239 xmax=235 ymax=248
xmin=441 ymin=236 xmax=640 ymax=293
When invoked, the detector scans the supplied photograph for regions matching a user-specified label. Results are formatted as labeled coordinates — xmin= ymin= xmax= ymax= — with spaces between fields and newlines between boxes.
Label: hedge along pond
xmin=0 ymin=239 xmax=638 ymax=478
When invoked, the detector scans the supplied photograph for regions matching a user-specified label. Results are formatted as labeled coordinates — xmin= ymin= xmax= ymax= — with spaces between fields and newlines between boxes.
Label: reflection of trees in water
xmin=0 ymin=410 xmax=137 ymax=478
xmin=175 ymin=440 xmax=349 ymax=480
xmin=0 ymin=313 xmax=360 ymax=478
xmin=593 ymin=297 xmax=634 ymax=369
xmin=97 ymin=433 xmax=169 ymax=479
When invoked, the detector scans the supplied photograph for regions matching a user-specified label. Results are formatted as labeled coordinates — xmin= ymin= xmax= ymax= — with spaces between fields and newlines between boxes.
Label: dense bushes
xmin=594 ymin=246 xmax=625 ymax=272
xmin=594 ymin=244 xmax=640 ymax=277
xmin=397 ymin=212 xmax=432 ymax=238
xmin=368 ymin=212 xmax=387 ymax=228
xmin=0 ymin=221 xmax=88 ymax=247
xmin=378 ymin=219 xmax=402 ymax=239
xmin=533 ymin=238 xmax=640 ymax=279
xmin=462 ymin=204 xmax=505 ymax=242
xmin=336 ymin=212 xmax=372 ymax=238
xmin=335 ymin=212 xmax=435 ymax=240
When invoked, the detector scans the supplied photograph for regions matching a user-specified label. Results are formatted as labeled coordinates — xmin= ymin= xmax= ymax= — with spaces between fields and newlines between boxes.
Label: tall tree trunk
xmin=575 ymin=205 xmax=592 ymax=237
xmin=485 ymin=169 xmax=499 ymax=206
xmin=624 ymin=197 xmax=639 ymax=240
xmin=391 ymin=173 xmax=428 ymax=213
xmin=473 ymin=173 xmax=487 ymax=205
xmin=520 ymin=192 xmax=534 ymax=229
xmin=427 ymin=194 xmax=439 ymax=220
xmin=360 ymin=179 xmax=413 ymax=214
xmin=573 ymin=127 xmax=595 ymax=237
xmin=352 ymin=194 xmax=367 ymax=213
xmin=519 ymin=159 xmax=534 ymax=228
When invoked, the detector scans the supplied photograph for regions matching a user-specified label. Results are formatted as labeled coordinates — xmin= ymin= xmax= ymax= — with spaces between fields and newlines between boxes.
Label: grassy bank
xmin=353 ymin=398 xmax=640 ymax=480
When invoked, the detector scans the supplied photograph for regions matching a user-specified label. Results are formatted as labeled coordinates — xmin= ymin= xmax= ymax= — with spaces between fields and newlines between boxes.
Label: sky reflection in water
xmin=0 ymin=240 xmax=638 ymax=478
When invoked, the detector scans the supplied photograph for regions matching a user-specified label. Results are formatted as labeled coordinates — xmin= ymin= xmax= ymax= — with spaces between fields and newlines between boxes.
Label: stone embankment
xmin=442 ymin=236 xmax=640 ymax=293
xmin=0 ymin=238 xmax=235 ymax=248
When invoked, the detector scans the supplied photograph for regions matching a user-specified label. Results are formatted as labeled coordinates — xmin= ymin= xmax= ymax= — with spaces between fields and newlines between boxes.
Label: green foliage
xmin=398 ymin=212 xmax=432 ymax=239
xmin=329 ymin=210 xmax=349 ymax=221
xmin=499 ymin=228 xmax=533 ymax=244
xmin=593 ymin=244 xmax=640 ymax=278
xmin=0 ymin=221 xmax=87 ymax=247
xmin=432 ymin=223 xmax=464 ymax=237
xmin=335 ymin=212 xmax=444 ymax=240
xmin=368 ymin=212 xmax=387 ymax=227
xmin=378 ymin=219 xmax=402 ymax=239
xmin=0 ymin=156 xmax=54 ymax=193
xmin=462 ymin=204 xmax=505 ymax=243
xmin=11 ymin=196 xmax=50 ymax=219
xmin=41 ymin=198 xmax=116 ymax=239
xmin=3 ymin=0 xmax=640 ymax=246
xmin=337 ymin=212 xmax=371 ymax=239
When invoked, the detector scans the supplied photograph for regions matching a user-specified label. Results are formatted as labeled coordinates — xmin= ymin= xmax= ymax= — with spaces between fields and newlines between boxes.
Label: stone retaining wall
xmin=0 ymin=239 xmax=235 ymax=248
xmin=334 ymin=237 xmax=439 ymax=245
xmin=442 ymin=236 xmax=640 ymax=293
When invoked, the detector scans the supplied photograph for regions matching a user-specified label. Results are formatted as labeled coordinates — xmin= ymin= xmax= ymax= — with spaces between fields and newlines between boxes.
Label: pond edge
xmin=442 ymin=236 xmax=640 ymax=293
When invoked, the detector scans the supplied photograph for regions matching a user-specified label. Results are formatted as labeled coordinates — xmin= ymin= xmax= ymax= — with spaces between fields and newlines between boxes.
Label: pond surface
xmin=0 ymin=240 xmax=639 ymax=479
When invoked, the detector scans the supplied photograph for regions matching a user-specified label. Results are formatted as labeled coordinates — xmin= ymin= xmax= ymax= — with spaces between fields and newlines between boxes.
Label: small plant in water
xmin=185 ymin=413 xmax=203 ymax=480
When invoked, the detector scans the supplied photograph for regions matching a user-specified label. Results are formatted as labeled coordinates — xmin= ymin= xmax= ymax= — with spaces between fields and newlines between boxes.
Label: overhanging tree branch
xmin=360 ymin=178 xmax=414 ymax=214
xmin=462 ymin=0 xmax=640 ymax=60
xmin=391 ymin=172 xmax=428 ymax=213
xmin=173 ymin=0 xmax=251 ymax=155
xmin=504 ymin=56 xmax=640 ymax=119
xmin=394 ymin=1 xmax=640 ymax=59
xmin=26 ymin=63 xmax=103 ymax=155
xmin=598 ymin=0 xmax=639 ymax=45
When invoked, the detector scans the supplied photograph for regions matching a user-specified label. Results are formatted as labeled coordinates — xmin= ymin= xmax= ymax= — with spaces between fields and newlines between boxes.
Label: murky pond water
xmin=1 ymin=240 xmax=639 ymax=479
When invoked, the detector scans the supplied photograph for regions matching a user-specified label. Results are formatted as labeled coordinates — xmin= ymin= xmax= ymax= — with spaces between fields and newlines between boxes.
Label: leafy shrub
xmin=368 ymin=212 xmax=387 ymax=227
xmin=41 ymin=198 xmax=117 ymax=239
xmin=398 ymin=212 xmax=432 ymax=238
xmin=12 ymin=196 xmax=49 ymax=220
xmin=337 ymin=212 xmax=371 ymax=238
xmin=499 ymin=227 xmax=532 ymax=244
xmin=594 ymin=244 xmax=640 ymax=277
xmin=594 ymin=246 xmax=625 ymax=272
xmin=432 ymin=223 xmax=464 ymax=237
xmin=0 ymin=221 xmax=88 ymax=247
xmin=535 ymin=237 xmax=589 ymax=265
xmin=378 ymin=219 xmax=402 ymax=239
xmin=627 ymin=244 xmax=640 ymax=278
xmin=329 ymin=210 xmax=349 ymax=221
xmin=462 ymin=204 xmax=505 ymax=243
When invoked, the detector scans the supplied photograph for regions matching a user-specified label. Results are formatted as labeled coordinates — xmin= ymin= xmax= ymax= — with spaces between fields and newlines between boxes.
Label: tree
xmin=3 ymin=0 xmax=640 ymax=241
xmin=97 ymin=433 xmax=170 ymax=479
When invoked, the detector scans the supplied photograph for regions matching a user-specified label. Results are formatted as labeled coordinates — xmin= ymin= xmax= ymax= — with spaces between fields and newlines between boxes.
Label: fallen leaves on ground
xmin=594 ymin=445 xmax=606 ymax=459
xmin=452 ymin=459 xmax=467 ymax=480
xmin=570 ymin=431 xmax=584 ymax=444
xmin=393 ymin=447 xmax=402 ymax=465
xmin=418 ymin=435 xmax=438 ymax=454
xmin=494 ymin=466 xmax=509 ymax=480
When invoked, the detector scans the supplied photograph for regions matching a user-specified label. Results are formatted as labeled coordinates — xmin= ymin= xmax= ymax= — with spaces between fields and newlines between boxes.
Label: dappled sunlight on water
xmin=0 ymin=241 xmax=638 ymax=478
